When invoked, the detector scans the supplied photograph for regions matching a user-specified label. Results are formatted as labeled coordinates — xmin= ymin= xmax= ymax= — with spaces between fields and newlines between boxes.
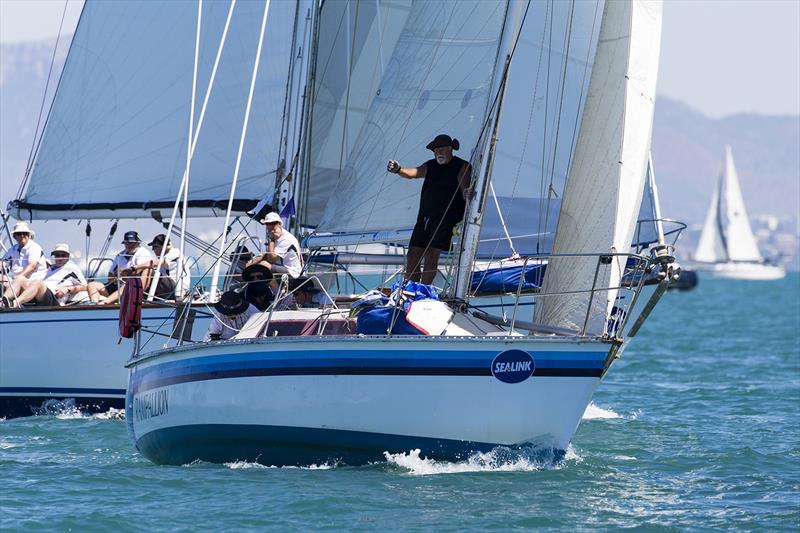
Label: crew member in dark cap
xmin=387 ymin=134 xmax=472 ymax=284
xmin=140 ymin=234 xmax=191 ymax=300
xmin=203 ymin=290 xmax=259 ymax=341
xmin=87 ymin=230 xmax=154 ymax=304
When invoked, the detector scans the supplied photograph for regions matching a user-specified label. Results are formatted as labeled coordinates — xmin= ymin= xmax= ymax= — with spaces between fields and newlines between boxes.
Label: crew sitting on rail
xmin=0 ymin=221 xmax=48 ymax=308
xmin=290 ymin=277 xmax=333 ymax=309
xmin=141 ymin=234 xmax=192 ymax=301
xmin=204 ymin=290 xmax=259 ymax=341
xmin=249 ymin=212 xmax=302 ymax=279
xmin=87 ymin=230 xmax=153 ymax=305
xmin=8 ymin=243 xmax=88 ymax=307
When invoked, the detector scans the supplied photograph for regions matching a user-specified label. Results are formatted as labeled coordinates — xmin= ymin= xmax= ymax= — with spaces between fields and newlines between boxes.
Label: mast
xmin=453 ymin=0 xmax=526 ymax=300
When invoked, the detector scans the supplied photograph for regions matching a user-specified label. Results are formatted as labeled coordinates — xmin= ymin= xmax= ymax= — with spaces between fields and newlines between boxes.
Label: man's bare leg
xmin=405 ymin=246 xmax=425 ymax=282
xmin=420 ymin=248 xmax=441 ymax=285
xmin=87 ymin=281 xmax=109 ymax=303
xmin=14 ymin=280 xmax=49 ymax=306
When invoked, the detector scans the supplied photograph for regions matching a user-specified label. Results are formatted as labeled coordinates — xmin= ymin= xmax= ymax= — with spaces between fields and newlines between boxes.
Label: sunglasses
xmin=12 ymin=232 xmax=29 ymax=238
xmin=52 ymin=253 xmax=70 ymax=258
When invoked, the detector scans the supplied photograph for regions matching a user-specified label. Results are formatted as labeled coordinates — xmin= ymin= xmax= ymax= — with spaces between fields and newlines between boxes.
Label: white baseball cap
xmin=51 ymin=243 xmax=71 ymax=256
xmin=260 ymin=212 xmax=282 ymax=225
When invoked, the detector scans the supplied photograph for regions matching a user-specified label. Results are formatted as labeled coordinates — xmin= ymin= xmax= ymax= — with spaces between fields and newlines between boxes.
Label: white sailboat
xmin=0 ymin=0 xmax=307 ymax=418
xmin=694 ymin=146 xmax=785 ymax=280
xmin=125 ymin=0 xmax=673 ymax=466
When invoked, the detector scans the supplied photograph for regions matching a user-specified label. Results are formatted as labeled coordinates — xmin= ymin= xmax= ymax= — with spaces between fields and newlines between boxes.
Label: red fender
xmin=119 ymin=277 xmax=144 ymax=338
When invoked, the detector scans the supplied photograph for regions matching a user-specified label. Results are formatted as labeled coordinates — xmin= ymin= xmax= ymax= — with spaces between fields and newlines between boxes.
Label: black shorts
xmin=39 ymin=288 xmax=59 ymax=307
xmin=103 ymin=280 xmax=119 ymax=294
xmin=154 ymin=277 xmax=177 ymax=299
xmin=409 ymin=214 xmax=459 ymax=251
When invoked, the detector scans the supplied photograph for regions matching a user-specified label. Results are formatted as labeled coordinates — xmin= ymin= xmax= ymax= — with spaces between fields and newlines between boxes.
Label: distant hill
xmin=0 ymin=38 xmax=68 ymax=204
xmin=652 ymin=97 xmax=800 ymax=227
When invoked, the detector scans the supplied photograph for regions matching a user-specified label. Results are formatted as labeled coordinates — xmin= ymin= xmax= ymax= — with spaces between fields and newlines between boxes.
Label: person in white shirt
xmin=11 ymin=243 xmax=87 ymax=307
xmin=250 ymin=212 xmax=303 ymax=279
xmin=143 ymin=234 xmax=191 ymax=300
xmin=1 ymin=221 xmax=48 ymax=307
xmin=87 ymin=230 xmax=153 ymax=304
xmin=204 ymin=290 xmax=258 ymax=341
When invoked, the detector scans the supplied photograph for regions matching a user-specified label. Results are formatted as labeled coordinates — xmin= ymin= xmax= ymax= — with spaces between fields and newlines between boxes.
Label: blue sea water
xmin=2 ymin=274 xmax=799 ymax=531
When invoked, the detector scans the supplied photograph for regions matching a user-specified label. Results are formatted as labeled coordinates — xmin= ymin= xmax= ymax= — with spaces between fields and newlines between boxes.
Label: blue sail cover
xmin=470 ymin=263 xmax=547 ymax=294
xmin=355 ymin=281 xmax=438 ymax=335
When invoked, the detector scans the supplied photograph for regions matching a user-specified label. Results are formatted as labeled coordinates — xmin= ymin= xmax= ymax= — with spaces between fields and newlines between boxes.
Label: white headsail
xmin=535 ymin=0 xmax=663 ymax=334
xmin=10 ymin=0 xmax=297 ymax=220
xmin=695 ymin=174 xmax=727 ymax=262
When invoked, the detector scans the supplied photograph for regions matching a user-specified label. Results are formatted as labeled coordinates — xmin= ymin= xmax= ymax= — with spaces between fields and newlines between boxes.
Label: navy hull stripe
xmin=0 ymin=395 xmax=124 ymax=420
xmin=0 ymin=387 xmax=126 ymax=395
xmin=131 ymin=363 xmax=602 ymax=393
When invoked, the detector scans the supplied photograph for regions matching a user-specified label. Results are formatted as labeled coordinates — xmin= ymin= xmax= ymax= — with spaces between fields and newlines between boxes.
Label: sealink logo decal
xmin=492 ymin=350 xmax=535 ymax=384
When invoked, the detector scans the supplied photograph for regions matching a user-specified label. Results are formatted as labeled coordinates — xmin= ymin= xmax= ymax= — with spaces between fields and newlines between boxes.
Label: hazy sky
xmin=0 ymin=0 xmax=799 ymax=118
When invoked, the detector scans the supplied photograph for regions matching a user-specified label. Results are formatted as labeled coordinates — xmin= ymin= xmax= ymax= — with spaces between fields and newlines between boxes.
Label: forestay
xmin=306 ymin=0 xmax=507 ymax=239
xmin=11 ymin=0 xmax=296 ymax=220
xmin=535 ymin=0 xmax=663 ymax=335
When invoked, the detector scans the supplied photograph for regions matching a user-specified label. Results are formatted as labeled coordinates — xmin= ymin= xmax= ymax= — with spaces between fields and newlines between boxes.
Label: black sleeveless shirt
xmin=418 ymin=156 xmax=470 ymax=222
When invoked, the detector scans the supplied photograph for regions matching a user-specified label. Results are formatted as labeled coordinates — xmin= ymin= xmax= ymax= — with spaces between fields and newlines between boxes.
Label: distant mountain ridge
xmin=652 ymin=98 xmax=800 ymax=226
xmin=1 ymin=38 xmax=798 ymax=230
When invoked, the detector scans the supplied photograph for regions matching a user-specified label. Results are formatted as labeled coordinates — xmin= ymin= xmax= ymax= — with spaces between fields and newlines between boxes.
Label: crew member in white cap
xmin=10 ymin=244 xmax=87 ymax=307
xmin=0 ymin=221 xmax=48 ymax=307
xmin=249 ymin=212 xmax=303 ymax=279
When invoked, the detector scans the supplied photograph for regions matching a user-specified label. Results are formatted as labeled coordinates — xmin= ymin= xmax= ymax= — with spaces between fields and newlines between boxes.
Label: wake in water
xmin=582 ymin=402 xmax=640 ymax=421
xmin=27 ymin=399 xmax=125 ymax=420
xmin=382 ymin=445 xmax=582 ymax=476
xmin=223 ymin=461 xmax=336 ymax=470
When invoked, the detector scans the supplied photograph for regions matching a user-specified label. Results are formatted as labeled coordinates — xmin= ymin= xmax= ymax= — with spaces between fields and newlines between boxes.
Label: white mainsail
xmin=535 ymin=0 xmax=663 ymax=334
xmin=306 ymin=0 xmax=507 ymax=239
xmin=10 ymin=0 xmax=297 ymax=220
xmin=720 ymin=146 xmax=762 ymax=262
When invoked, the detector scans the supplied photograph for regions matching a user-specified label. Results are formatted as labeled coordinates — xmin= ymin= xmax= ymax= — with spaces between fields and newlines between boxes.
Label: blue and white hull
xmin=126 ymin=336 xmax=613 ymax=466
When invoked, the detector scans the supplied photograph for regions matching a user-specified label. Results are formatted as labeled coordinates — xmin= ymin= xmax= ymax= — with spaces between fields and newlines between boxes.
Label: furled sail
xmin=11 ymin=0 xmax=297 ymax=220
xmin=305 ymin=0 xmax=507 ymax=241
xmin=534 ymin=0 xmax=663 ymax=334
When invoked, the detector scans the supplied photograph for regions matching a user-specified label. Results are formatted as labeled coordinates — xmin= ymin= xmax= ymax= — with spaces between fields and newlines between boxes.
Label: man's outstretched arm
xmin=387 ymin=160 xmax=427 ymax=179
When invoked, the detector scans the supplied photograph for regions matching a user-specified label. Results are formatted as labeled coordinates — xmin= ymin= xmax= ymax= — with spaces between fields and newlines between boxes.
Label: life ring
xmin=119 ymin=277 xmax=144 ymax=338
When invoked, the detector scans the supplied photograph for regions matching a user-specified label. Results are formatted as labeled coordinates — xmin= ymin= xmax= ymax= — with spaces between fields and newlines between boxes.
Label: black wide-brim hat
xmin=426 ymin=134 xmax=459 ymax=151
xmin=214 ymin=290 xmax=250 ymax=316
xmin=242 ymin=263 xmax=273 ymax=282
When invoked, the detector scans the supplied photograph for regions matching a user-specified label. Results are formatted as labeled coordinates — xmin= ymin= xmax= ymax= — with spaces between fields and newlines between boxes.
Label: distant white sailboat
xmin=694 ymin=146 xmax=785 ymax=280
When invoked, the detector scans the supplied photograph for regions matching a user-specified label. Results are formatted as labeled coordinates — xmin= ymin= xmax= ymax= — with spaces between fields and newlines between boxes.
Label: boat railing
xmin=473 ymin=249 xmax=671 ymax=338
xmin=632 ymin=218 xmax=687 ymax=253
